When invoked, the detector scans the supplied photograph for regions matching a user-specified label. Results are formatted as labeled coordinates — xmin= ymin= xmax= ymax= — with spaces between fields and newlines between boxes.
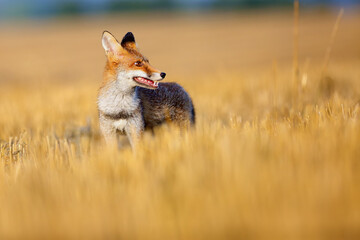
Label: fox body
xmin=97 ymin=31 xmax=195 ymax=147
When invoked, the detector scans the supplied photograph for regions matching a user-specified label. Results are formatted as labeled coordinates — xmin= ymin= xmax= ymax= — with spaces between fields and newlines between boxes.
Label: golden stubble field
xmin=1 ymin=10 xmax=360 ymax=239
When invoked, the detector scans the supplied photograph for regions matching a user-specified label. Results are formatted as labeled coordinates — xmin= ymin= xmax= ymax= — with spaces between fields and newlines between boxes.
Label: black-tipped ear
xmin=121 ymin=32 xmax=136 ymax=48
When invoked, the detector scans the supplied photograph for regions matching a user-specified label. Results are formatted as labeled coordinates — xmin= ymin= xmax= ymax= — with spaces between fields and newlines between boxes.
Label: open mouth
xmin=133 ymin=77 xmax=159 ymax=89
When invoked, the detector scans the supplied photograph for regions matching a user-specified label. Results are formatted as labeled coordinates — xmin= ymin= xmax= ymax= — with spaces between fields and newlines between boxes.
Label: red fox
xmin=98 ymin=31 xmax=195 ymax=147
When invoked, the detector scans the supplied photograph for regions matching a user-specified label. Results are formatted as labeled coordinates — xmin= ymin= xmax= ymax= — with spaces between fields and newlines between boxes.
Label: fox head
xmin=101 ymin=31 xmax=166 ymax=90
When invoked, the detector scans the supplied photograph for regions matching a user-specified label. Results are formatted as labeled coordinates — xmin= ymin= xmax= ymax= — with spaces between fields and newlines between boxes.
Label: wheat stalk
xmin=293 ymin=0 xmax=300 ymax=88
xmin=321 ymin=8 xmax=344 ymax=78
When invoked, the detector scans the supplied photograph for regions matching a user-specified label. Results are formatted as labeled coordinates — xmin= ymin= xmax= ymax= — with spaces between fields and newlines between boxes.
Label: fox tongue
xmin=134 ymin=77 xmax=158 ymax=88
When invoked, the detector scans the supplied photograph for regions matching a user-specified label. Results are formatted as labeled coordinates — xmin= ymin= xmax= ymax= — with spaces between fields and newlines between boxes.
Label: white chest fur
xmin=113 ymin=119 xmax=127 ymax=131
xmin=98 ymin=80 xmax=145 ymax=141
xmin=97 ymin=81 xmax=140 ymax=115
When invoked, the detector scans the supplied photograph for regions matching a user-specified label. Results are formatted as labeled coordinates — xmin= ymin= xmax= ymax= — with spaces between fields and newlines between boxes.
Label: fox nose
xmin=160 ymin=72 xmax=166 ymax=79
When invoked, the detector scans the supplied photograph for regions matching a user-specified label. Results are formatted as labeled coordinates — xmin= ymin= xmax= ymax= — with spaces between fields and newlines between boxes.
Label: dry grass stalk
xmin=272 ymin=60 xmax=278 ymax=108
xmin=293 ymin=0 xmax=300 ymax=92
xmin=321 ymin=8 xmax=345 ymax=78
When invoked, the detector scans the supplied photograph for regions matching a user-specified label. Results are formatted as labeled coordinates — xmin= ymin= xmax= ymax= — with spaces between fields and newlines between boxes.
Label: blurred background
xmin=0 ymin=0 xmax=359 ymax=19
xmin=1 ymin=1 xmax=360 ymax=240
xmin=0 ymin=0 xmax=359 ymax=88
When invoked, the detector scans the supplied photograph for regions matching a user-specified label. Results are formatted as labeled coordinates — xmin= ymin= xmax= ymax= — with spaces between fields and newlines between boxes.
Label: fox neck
xmin=98 ymin=77 xmax=140 ymax=115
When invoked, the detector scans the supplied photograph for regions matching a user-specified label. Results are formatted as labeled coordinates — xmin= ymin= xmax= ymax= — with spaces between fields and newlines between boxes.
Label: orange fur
xmin=100 ymin=47 xmax=160 ymax=89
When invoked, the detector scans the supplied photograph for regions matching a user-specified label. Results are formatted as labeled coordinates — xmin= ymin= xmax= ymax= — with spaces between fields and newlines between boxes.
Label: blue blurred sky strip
xmin=0 ymin=0 xmax=358 ymax=19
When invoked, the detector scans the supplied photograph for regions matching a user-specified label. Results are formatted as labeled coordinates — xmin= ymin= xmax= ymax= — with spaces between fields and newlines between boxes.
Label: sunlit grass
xmin=1 ymin=11 xmax=360 ymax=239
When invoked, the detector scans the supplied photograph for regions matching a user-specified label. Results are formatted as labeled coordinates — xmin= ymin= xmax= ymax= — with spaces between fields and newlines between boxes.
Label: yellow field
xmin=1 ymin=10 xmax=360 ymax=239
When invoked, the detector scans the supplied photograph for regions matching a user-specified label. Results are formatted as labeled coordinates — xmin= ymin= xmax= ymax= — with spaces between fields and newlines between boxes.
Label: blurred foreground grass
xmin=0 ymin=11 xmax=360 ymax=239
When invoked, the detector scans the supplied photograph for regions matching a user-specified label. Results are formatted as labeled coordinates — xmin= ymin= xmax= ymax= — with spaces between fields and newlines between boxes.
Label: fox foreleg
xmin=125 ymin=117 xmax=144 ymax=149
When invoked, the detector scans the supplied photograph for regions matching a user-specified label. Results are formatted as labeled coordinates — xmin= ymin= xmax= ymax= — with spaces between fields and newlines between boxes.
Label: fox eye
xmin=134 ymin=61 xmax=143 ymax=67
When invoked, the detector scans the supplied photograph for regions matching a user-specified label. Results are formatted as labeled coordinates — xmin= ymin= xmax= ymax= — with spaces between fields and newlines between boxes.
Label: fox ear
xmin=121 ymin=32 xmax=137 ymax=50
xmin=102 ymin=31 xmax=121 ymax=56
